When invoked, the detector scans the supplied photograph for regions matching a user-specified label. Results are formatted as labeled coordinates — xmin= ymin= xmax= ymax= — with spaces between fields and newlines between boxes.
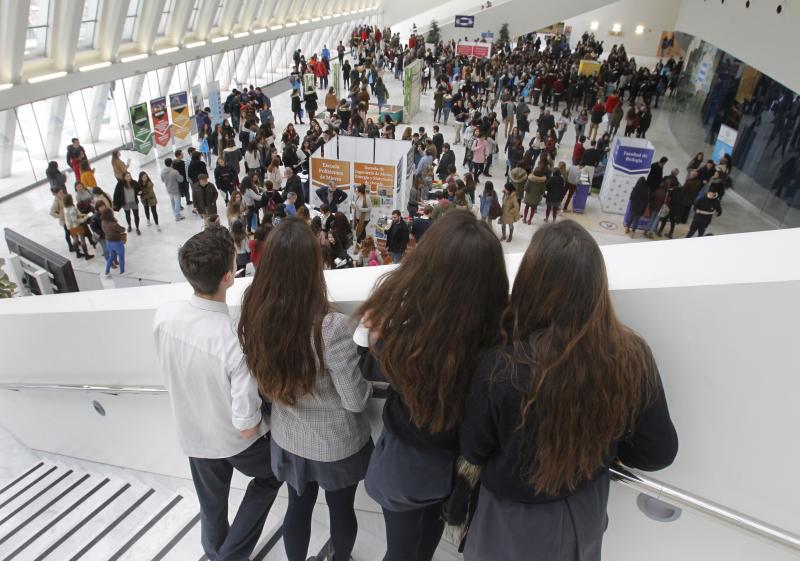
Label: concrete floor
xmin=0 ymin=67 xmax=779 ymax=286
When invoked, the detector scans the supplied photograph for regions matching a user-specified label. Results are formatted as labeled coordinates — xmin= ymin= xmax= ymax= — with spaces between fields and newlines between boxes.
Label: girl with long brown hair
xmin=238 ymin=218 xmax=372 ymax=561
xmin=356 ymin=210 xmax=509 ymax=561
xmin=460 ymin=220 xmax=678 ymax=561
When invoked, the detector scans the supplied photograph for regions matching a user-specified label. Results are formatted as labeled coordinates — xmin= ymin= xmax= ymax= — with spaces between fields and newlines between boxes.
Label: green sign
xmin=333 ymin=61 xmax=341 ymax=100
xmin=403 ymin=59 xmax=422 ymax=123
xmin=129 ymin=103 xmax=153 ymax=155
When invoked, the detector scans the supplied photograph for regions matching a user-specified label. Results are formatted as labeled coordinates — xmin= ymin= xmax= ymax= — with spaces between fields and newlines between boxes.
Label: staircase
xmin=0 ymin=459 xmax=283 ymax=561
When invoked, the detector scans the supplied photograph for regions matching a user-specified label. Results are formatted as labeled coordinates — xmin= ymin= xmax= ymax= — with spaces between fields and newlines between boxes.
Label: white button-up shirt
xmin=153 ymin=295 xmax=267 ymax=459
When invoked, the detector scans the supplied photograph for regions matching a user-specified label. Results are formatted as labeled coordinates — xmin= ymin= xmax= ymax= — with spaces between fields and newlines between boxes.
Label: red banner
xmin=456 ymin=43 xmax=473 ymax=56
xmin=150 ymin=96 xmax=172 ymax=147
xmin=456 ymin=41 xmax=492 ymax=58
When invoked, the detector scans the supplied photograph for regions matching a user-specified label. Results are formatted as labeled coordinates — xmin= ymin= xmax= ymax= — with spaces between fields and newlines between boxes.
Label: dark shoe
xmin=127 ymin=226 xmax=132 ymax=233
xmin=507 ymin=233 xmax=513 ymax=242
xmin=85 ymin=254 xmax=95 ymax=260
xmin=136 ymin=229 xmax=141 ymax=235
xmin=76 ymin=252 xmax=84 ymax=258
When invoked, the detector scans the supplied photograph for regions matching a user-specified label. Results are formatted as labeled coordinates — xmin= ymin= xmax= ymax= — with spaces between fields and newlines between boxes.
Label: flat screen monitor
xmin=4 ymin=228 xmax=79 ymax=294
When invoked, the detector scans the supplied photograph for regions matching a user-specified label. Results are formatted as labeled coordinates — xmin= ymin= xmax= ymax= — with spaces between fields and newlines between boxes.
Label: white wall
xmin=563 ymin=0 xmax=681 ymax=58
xmin=675 ymin=0 xmax=800 ymax=93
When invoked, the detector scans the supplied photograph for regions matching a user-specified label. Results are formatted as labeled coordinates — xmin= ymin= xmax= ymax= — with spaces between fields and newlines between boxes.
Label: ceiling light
xmin=186 ymin=40 xmax=206 ymax=48
xmin=253 ymin=27 xmax=267 ymax=33
xmin=285 ymin=22 xmax=298 ymax=27
xmin=28 ymin=71 xmax=68 ymax=84
xmin=270 ymin=24 xmax=284 ymax=30
xmin=590 ymin=21 xmax=599 ymax=31
xmin=311 ymin=17 xmax=321 ymax=22
xmin=612 ymin=23 xmax=622 ymax=33
xmin=635 ymin=25 xmax=645 ymax=34
xmin=0 ymin=83 xmax=14 ymax=91
xmin=155 ymin=46 xmax=179 ymax=54
xmin=120 ymin=53 xmax=149 ymax=62
xmin=234 ymin=31 xmax=249 ymax=38
xmin=211 ymin=36 xmax=228 ymax=43
xmin=322 ymin=15 xmax=332 ymax=19
xmin=298 ymin=19 xmax=310 ymax=24
xmin=78 ymin=61 xmax=112 ymax=72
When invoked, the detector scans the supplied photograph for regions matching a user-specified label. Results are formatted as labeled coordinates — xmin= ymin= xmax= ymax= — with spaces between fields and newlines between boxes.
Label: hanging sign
xmin=150 ymin=96 xmax=172 ymax=147
xmin=129 ymin=103 xmax=153 ymax=155
xmin=169 ymin=92 xmax=191 ymax=140
xmin=207 ymin=81 xmax=223 ymax=126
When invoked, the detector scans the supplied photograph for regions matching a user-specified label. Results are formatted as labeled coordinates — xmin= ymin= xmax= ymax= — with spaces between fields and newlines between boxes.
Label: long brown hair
xmin=358 ymin=211 xmax=508 ymax=432
xmin=505 ymin=220 xmax=656 ymax=496
xmin=238 ymin=218 xmax=329 ymax=405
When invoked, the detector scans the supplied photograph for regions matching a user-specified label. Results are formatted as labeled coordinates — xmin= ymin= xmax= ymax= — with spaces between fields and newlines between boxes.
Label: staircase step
xmin=0 ymin=472 xmax=105 ymax=560
xmin=108 ymin=491 xmax=199 ymax=561
xmin=0 ymin=462 xmax=47 ymax=497
xmin=0 ymin=461 xmax=70 ymax=522
xmin=25 ymin=477 xmax=153 ymax=561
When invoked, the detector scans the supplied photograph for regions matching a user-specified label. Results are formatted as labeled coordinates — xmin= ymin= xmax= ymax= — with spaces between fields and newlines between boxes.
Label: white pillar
xmin=45 ymin=95 xmax=69 ymax=161
xmin=88 ymin=83 xmax=111 ymax=141
xmin=0 ymin=110 xmax=17 ymax=178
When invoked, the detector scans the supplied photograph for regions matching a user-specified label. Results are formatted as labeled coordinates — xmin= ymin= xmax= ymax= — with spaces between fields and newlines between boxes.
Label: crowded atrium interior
xmin=0 ymin=0 xmax=798 ymax=560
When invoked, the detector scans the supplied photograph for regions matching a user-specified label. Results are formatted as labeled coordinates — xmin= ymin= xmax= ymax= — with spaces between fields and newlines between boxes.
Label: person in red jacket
xmin=605 ymin=91 xmax=621 ymax=115
xmin=572 ymin=136 xmax=586 ymax=166
xmin=315 ymin=57 xmax=329 ymax=90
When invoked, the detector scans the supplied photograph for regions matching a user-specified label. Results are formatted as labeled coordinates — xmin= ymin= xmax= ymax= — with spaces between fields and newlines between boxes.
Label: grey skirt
xmin=271 ymin=438 xmax=374 ymax=496
xmin=464 ymin=473 xmax=610 ymax=561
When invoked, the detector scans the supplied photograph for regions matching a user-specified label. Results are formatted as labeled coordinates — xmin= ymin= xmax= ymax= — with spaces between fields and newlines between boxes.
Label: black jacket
xmin=646 ymin=163 xmax=664 ymax=189
xmin=386 ymin=220 xmax=409 ymax=253
xmin=316 ymin=186 xmax=347 ymax=212
xmin=112 ymin=180 xmax=141 ymax=211
xmin=284 ymin=174 xmax=305 ymax=206
xmin=460 ymin=345 xmax=678 ymax=504
xmin=629 ymin=178 xmax=650 ymax=214
xmin=173 ymin=159 xmax=187 ymax=182
xmin=436 ymin=150 xmax=455 ymax=179
xmin=188 ymin=160 xmax=208 ymax=184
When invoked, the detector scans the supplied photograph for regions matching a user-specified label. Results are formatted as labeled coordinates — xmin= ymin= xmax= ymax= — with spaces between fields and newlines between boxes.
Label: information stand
xmin=599 ymin=137 xmax=655 ymax=215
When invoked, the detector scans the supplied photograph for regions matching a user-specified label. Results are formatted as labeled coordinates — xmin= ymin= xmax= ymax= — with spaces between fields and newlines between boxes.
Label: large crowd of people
xmin=45 ymin=24 xmax=735 ymax=282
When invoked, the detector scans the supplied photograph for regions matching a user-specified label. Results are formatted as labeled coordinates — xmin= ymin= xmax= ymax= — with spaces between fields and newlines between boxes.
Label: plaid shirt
xmin=270 ymin=312 xmax=373 ymax=462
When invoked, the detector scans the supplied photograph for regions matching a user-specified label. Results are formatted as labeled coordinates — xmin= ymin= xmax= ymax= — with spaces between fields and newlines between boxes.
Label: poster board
xmin=712 ymin=124 xmax=738 ymax=163
xmin=579 ymin=60 xmax=601 ymax=77
xmin=190 ymin=85 xmax=203 ymax=134
xmin=129 ymin=103 xmax=153 ymax=155
xmin=150 ymin=97 xmax=172 ymax=148
xmin=207 ymin=81 xmax=223 ymax=126
xmin=599 ymin=137 xmax=655 ymax=215
xmin=169 ymin=92 xmax=191 ymax=141
xmin=403 ymin=59 xmax=422 ymax=123
xmin=456 ymin=41 xmax=492 ymax=58
xmin=333 ymin=61 xmax=341 ymax=100
xmin=310 ymin=157 xmax=351 ymax=189
xmin=303 ymin=74 xmax=316 ymax=96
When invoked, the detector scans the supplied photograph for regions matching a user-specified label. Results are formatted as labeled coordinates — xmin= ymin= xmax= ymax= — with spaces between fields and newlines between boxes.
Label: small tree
xmin=498 ymin=23 xmax=510 ymax=44
xmin=427 ymin=20 xmax=441 ymax=44
xmin=0 ymin=259 xmax=17 ymax=299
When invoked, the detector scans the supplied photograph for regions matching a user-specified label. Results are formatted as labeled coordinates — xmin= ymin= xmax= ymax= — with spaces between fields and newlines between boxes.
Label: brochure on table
xmin=599 ymin=137 xmax=655 ymax=215
xmin=309 ymin=136 xmax=413 ymax=239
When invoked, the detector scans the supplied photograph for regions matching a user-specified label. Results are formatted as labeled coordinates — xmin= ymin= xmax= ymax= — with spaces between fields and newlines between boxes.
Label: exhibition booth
xmin=600 ymin=136 xmax=656 ymax=227
xmin=309 ymin=135 xmax=414 ymax=241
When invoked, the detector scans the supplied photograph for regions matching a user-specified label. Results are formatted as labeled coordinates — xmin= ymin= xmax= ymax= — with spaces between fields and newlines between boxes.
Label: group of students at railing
xmin=153 ymin=211 xmax=678 ymax=561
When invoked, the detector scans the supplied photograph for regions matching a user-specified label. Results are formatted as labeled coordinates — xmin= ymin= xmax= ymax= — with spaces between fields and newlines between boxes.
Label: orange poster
xmin=310 ymin=157 xmax=351 ymax=189
xmin=354 ymin=162 xmax=396 ymax=194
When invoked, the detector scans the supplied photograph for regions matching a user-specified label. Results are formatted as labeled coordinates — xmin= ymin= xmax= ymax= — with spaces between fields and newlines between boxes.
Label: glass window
xmin=187 ymin=0 xmax=201 ymax=31
xmin=212 ymin=0 xmax=225 ymax=27
xmin=156 ymin=0 xmax=175 ymax=36
xmin=121 ymin=0 xmax=140 ymax=42
xmin=25 ymin=0 xmax=51 ymax=59
xmin=77 ymin=0 xmax=101 ymax=50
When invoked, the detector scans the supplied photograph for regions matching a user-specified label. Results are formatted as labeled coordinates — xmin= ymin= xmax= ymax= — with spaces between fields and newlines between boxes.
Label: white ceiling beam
xmin=235 ymin=0 xmax=261 ymax=32
xmin=136 ymin=0 xmax=167 ymax=52
xmin=219 ymin=0 xmax=243 ymax=34
xmin=0 ymin=0 xmax=31 ymax=83
xmin=97 ymin=0 xmax=130 ymax=60
xmin=51 ymin=0 xmax=85 ymax=71
xmin=168 ymin=0 xmax=195 ymax=45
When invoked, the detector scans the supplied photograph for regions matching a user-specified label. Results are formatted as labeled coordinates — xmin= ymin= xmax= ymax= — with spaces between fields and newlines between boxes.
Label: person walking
xmin=101 ymin=208 xmax=126 ymax=277
xmin=45 ymin=161 xmax=68 ymax=193
xmin=523 ymin=167 xmax=546 ymax=224
xmin=113 ymin=171 xmax=142 ymax=235
xmin=460 ymin=220 xmax=678 ymax=561
xmin=62 ymin=194 xmax=94 ymax=260
xmin=544 ymin=168 xmax=566 ymax=222
xmin=386 ymin=210 xmax=409 ymax=263
xmin=111 ymin=150 xmax=129 ymax=182
xmin=153 ymin=227 xmax=282 ymax=561
xmin=161 ymin=157 xmax=186 ymax=221
xmin=500 ymin=183 xmax=521 ymax=242
xmin=66 ymin=138 xmax=86 ymax=179
xmin=138 ymin=171 xmax=160 ymax=231
xmin=479 ymin=181 xmax=500 ymax=231
xmin=686 ymin=190 xmax=722 ymax=237
xmin=49 ymin=187 xmax=76 ymax=253
xmin=626 ymin=177 xmax=650 ymax=237
xmin=238 ymin=219 xmax=373 ymax=561
xmin=356 ymin=211 xmax=508 ymax=561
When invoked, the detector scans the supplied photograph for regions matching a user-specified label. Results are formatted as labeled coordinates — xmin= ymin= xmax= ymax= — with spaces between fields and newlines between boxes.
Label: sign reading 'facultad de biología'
xmin=599 ymin=137 xmax=656 ymax=215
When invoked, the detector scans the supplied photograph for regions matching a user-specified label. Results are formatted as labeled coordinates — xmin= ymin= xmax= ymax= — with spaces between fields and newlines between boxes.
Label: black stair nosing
xmin=253 ymin=524 xmax=284 ymax=561
xmin=150 ymin=512 xmax=201 ymax=561
xmin=0 ymin=465 xmax=59 ymax=510
xmin=67 ymin=487 xmax=157 ymax=561
xmin=32 ymin=482 xmax=132 ymax=561
xmin=2 ymin=477 xmax=110 ymax=560
xmin=0 ymin=469 xmax=75 ymax=527
xmin=0 ymin=462 xmax=44 ymax=496
xmin=106 ymin=494 xmax=184 ymax=561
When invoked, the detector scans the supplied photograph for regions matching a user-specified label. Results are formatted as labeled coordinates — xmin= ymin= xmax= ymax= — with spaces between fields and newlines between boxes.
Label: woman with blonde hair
xmin=401 ymin=127 xmax=413 ymax=141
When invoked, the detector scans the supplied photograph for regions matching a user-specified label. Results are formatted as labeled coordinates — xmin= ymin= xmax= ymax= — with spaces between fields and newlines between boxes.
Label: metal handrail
xmin=609 ymin=465 xmax=800 ymax=553
xmin=2 ymin=382 xmax=799 ymax=553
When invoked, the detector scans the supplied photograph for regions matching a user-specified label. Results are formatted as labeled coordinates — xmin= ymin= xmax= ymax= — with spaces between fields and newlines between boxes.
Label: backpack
xmin=489 ymin=196 xmax=502 ymax=219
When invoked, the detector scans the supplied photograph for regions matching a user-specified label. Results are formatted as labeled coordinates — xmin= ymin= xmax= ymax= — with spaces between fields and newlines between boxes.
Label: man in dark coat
xmin=626 ymin=177 xmax=650 ymax=237
xmin=647 ymin=157 xmax=668 ymax=190
xmin=436 ymin=143 xmax=455 ymax=180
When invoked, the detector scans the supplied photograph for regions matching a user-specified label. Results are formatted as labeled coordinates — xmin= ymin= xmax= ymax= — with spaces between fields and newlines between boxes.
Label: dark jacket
xmin=316 ymin=186 xmax=347 ymax=212
xmin=284 ymin=174 xmax=305 ymax=206
xmin=214 ymin=163 xmax=237 ymax=193
xmin=629 ymin=178 xmax=650 ymax=215
xmin=173 ymin=159 xmax=187 ymax=183
xmin=192 ymin=182 xmax=218 ymax=215
xmin=460 ymin=345 xmax=678 ymax=503
xmin=545 ymin=175 xmax=566 ymax=204
xmin=112 ymin=180 xmax=141 ymax=211
xmin=678 ymin=178 xmax=703 ymax=207
xmin=386 ymin=220 xmax=409 ymax=253
xmin=436 ymin=150 xmax=455 ymax=179
xmin=188 ymin=159 xmax=209 ymax=184
xmin=646 ymin=163 xmax=664 ymax=189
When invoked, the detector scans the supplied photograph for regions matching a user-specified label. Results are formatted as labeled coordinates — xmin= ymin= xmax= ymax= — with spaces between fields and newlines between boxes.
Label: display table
xmin=379 ymin=106 xmax=403 ymax=124
xmin=572 ymin=183 xmax=591 ymax=214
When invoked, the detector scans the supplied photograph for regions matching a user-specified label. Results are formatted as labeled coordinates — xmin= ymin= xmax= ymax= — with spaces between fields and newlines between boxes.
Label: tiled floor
xmin=0 ymin=68 xmax=779 ymax=286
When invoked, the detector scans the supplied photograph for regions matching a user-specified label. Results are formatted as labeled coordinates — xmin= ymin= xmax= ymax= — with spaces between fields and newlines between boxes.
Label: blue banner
xmin=611 ymin=143 xmax=655 ymax=175
xmin=207 ymin=81 xmax=223 ymax=127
